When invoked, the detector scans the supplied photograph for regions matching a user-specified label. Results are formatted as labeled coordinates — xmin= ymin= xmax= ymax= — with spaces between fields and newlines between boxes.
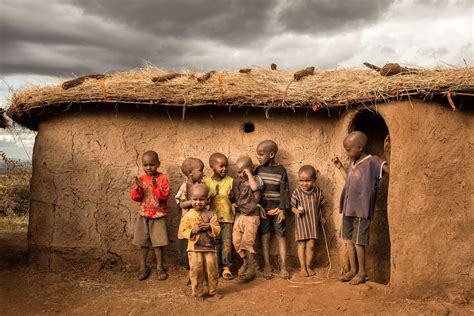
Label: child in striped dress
xmin=290 ymin=165 xmax=325 ymax=277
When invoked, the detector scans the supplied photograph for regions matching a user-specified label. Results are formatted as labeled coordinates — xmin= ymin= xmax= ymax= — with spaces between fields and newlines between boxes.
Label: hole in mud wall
xmin=350 ymin=109 xmax=391 ymax=285
xmin=243 ymin=122 xmax=255 ymax=133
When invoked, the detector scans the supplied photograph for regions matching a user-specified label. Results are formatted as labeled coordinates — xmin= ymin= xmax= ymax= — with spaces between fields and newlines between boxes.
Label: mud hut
xmin=7 ymin=66 xmax=473 ymax=299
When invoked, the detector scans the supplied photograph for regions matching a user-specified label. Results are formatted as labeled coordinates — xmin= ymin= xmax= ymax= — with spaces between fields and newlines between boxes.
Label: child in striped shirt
xmin=255 ymin=140 xmax=290 ymax=279
xmin=290 ymin=165 xmax=325 ymax=277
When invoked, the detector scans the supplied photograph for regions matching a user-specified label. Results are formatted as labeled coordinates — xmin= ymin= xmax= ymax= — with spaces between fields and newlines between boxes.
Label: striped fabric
xmin=254 ymin=165 xmax=290 ymax=211
xmin=290 ymin=187 xmax=325 ymax=241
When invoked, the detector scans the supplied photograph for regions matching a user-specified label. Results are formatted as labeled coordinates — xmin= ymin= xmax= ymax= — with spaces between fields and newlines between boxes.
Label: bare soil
xmin=0 ymin=229 xmax=471 ymax=315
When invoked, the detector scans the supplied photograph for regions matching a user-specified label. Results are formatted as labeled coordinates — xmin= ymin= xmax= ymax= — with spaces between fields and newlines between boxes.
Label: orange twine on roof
xmin=218 ymin=74 xmax=225 ymax=105
xmin=281 ymin=79 xmax=293 ymax=107
xmin=99 ymin=79 xmax=109 ymax=102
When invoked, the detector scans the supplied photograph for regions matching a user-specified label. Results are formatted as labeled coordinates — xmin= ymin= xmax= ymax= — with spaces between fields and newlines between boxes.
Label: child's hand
xmin=332 ymin=157 xmax=343 ymax=169
xmin=266 ymin=208 xmax=280 ymax=216
xmin=297 ymin=206 xmax=305 ymax=215
xmin=152 ymin=176 xmax=158 ymax=188
xmin=384 ymin=135 xmax=391 ymax=153
xmin=215 ymin=184 xmax=220 ymax=195
xmin=199 ymin=222 xmax=210 ymax=230
xmin=231 ymin=203 xmax=237 ymax=215
xmin=277 ymin=211 xmax=286 ymax=223
xmin=191 ymin=226 xmax=201 ymax=235
xmin=243 ymin=168 xmax=252 ymax=178
xmin=320 ymin=217 xmax=326 ymax=225
xmin=135 ymin=176 xmax=143 ymax=189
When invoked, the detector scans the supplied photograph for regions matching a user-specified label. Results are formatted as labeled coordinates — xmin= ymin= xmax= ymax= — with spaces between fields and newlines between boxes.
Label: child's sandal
xmin=222 ymin=267 xmax=233 ymax=280
xmin=137 ymin=266 xmax=151 ymax=281
xmin=156 ymin=269 xmax=168 ymax=281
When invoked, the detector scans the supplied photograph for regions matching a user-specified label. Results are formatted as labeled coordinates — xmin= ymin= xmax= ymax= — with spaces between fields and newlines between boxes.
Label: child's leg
xmin=139 ymin=247 xmax=149 ymax=271
xmin=348 ymin=244 xmax=367 ymax=285
xmin=188 ymin=252 xmax=204 ymax=297
xmin=305 ymin=239 xmax=316 ymax=276
xmin=154 ymin=246 xmax=167 ymax=280
xmin=276 ymin=235 xmax=289 ymax=279
xmin=220 ymin=223 xmax=233 ymax=278
xmin=261 ymin=233 xmax=273 ymax=279
xmin=347 ymin=241 xmax=357 ymax=275
xmin=178 ymin=239 xmax=189 ymax=268
xmin=204 ymin=252 xmax=220 ymax=296
xmin=297 ymin=240 xmax=308 ymax=276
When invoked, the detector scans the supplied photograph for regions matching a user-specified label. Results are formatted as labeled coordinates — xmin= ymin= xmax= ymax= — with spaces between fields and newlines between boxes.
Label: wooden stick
xmin=151 ymin=73 xmax=183 ymax=83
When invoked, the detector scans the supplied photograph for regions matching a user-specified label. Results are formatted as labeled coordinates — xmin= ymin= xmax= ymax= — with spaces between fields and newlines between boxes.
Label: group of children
xmin=131 ymin=132 xmax=390 ymax=298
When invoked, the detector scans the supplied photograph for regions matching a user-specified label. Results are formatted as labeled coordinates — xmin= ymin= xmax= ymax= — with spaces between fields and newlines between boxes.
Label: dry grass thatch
xmin=7 ymin=66 xmax=474 ymax=129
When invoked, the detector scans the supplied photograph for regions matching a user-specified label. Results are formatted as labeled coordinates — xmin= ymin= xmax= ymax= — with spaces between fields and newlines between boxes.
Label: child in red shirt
xmin=132 ymin=150 xmax=170 ymax=281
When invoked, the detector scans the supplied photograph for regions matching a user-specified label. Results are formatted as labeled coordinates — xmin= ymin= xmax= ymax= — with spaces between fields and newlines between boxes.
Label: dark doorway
xmin=349 ymin=109 xmax=391 ymax=284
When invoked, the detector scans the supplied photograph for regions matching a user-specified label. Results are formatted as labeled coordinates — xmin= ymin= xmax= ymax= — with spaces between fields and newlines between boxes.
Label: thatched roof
xmin=7 ymin=66 xmax=474 ymax=130
xmin=0 ymin=109 xmax=9 ymax=129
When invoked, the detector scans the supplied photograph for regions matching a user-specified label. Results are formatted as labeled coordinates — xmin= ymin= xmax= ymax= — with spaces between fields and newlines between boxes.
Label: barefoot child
xmin=203 ymin=153 xmax=234 ymax=280
xmin=131 ymin=150 xmax=170 ymax=281
xmin=175 ymin=158 xmax=205 ymax=271
xmin=290 ymin=165 xmax=325 ymax=277
xmin=231 ymin=156 xmax=264 ymax=281
xmin=255 ymin=140 xmax=290 ymax=279
xmin=333 ymin=131 xmax=390 ymax=285
xmin=181 ymin=183 xmax=222 ymax=298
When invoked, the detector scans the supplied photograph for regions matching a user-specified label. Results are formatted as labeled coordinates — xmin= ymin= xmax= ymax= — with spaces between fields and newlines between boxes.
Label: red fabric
xmin=132 ymin=173 xmax=170 ymax=218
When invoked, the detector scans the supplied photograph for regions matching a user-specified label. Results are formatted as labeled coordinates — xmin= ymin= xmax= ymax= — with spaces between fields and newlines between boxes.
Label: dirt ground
xmin=1 ymin=228 xmax=472 ymax=316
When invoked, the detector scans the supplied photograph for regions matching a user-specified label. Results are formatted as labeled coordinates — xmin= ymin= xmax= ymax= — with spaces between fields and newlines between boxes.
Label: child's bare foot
xmin=279 ymin=268 xmax=290 ymax=280
xmin=307 ymin=268 xmax=316 ymax=276
xmin=240 ymin=267 xmax=256 ymax=282
xmin=349 ymin=273 xmax=367 ymax=285
xmin=238 ymin=261 xmax=248 ymax=277
xmin=263 ymin=266 xmax=273 ymax=280
xmin=296 ymin=269 xmax=309 ymax=277
xmin=207 ymin=293 xmax=224 ymax=301
xmin=339 ymin=271 xmax=356 ymax=282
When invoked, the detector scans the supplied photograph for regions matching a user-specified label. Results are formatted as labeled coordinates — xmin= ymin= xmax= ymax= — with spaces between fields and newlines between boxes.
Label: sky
xmin=0 ymin=0 xmax=472 ymax=159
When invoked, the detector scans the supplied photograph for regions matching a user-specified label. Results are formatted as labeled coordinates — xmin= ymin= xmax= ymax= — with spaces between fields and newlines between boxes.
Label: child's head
xmin=209 ymin=152 xmax=228 ymax=179
xmin=181 ymin=158 xmax=205 ymax=183
xmin=256 ymin=140 xmax=278 ymax=166
xmin=235 ymin=156 xmax=254 ymax=180
xmin=298 ymin=165 xmax=317 ymax=191
xmin=343 ymin=131 xmax=368 ymax=160
xmin=190 ymin=183 xmax=209 ymax=211
xmin=142 ymin=150 xmax=160 ymax=175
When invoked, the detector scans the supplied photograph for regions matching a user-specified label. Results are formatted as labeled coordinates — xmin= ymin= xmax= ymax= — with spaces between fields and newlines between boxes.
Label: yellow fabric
xmin=181 ymin=209 xmax=221 ymax=252
xmin=203 ymin=176 xmax=234 ymax=223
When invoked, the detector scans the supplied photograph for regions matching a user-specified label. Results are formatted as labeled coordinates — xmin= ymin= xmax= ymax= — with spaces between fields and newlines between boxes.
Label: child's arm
xmin=152 ymin=174 xmax=170 ymax=200
xmin=277 ymin=169 xmax=290 ymax=223
xmin=181 ymin=213 xmax=200 ymax=240
xmin=332 ymin=157 xmax=347 ymax=179
xmin=290 ymin=190 xmax=303 ymax=216
xmin=131 ymin=176 xmax=144 ymax=201
xmin=249 ymin=173 xmax=264 ymax=202
xmin=319 ymin=191 xmax=326 ymax=225
xmin=382 ymin=135 xmax=390 ymax=174
xmin=207 ymin=214 xmax=221 ymax=238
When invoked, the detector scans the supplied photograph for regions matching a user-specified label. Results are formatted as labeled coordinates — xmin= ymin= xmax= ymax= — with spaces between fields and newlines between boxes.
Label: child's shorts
xmin=340 ymin=215 xmax=370 ymax=246
xmin=259 ymin=214 xmax=286 ymax=236
xmin=133 ymin=216 xmax=169 ymax=248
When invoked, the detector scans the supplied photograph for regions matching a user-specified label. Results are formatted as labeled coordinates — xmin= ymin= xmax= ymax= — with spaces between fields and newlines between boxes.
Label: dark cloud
xmin=70 ymin=0 xmax=276 ymax=46
xmin=277 ymin=0 xmax=395 ymax=34
xmin=0 ymin=0 xmax=471 ymax=77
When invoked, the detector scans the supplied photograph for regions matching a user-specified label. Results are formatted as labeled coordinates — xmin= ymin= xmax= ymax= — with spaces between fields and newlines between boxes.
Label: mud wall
xmin=29 ymin=107 xmax=347 ymax=272
xmin=28 ymin=100 xmax=473 ymax=298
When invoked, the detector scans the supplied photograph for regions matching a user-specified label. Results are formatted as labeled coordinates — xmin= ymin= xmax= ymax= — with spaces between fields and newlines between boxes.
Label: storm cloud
xmin=0 ymin=0 xmax=472 ymax=76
